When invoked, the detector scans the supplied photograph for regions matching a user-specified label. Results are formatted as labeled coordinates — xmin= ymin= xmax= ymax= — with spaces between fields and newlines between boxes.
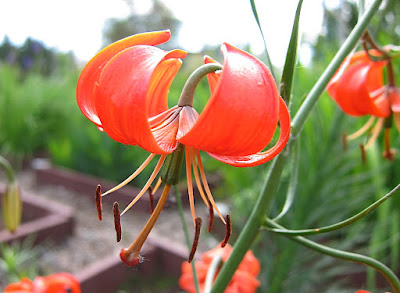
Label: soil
xmin=0 ymin=167 xmax=220 ymax=283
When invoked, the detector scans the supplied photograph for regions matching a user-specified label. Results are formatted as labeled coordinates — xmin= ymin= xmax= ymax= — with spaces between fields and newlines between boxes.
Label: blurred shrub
xmin=0 ymin=64 xmax=78 ymax=164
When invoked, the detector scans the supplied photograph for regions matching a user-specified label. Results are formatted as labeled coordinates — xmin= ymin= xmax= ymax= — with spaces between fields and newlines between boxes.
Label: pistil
xmin=120 ymin=184 xmax=171 ymax=267
xmin=178 ymin=63 xmax=223 ymax=107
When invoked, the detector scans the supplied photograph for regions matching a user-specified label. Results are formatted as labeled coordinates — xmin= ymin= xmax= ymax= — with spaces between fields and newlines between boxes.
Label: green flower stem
xmin=0 ymin=155 xmax=15 ymax=182
xmin=211 ymin=149 xmax=290 ymax=292
xmin=291 ymin=0 xmax=383 ymax=137
xmin=178 ymin=63 xmax=223 ymax=107
xmin=265 ymin=218 xmax=400 ymax=293
xmin=211 ymin=1 xmax=383 ymax=291
xmin=174 ymin=185 xmax=200 ymax=293
xmin=266 ymin=183 xmax=400 ymax=236
xmin=273 ymin=138 xmax=300 ymax=221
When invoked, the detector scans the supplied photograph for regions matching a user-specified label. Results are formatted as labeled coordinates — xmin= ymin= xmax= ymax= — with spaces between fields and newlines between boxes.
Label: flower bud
xmin=2 ymin=180 xmax=22 ymax=233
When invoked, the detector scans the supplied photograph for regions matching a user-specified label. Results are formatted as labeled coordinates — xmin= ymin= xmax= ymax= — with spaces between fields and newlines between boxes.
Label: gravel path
xmin=2 ymin=168 xmax=220 ymax=278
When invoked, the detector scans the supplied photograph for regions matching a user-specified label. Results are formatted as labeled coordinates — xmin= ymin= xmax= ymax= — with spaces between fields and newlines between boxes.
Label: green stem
xmin=273 ymin=138 xmax=300 ymax=221
xmin=266 ymin=183 xmax=400 ymax=235
xmin=0 ymin=155 xmax=15 ymax=182
xmin=291 ymin=0 xmax=383 ymax=137
xmin=204 ymin=254 xmax=223 ymax=293
xmin=211 ymin=149 xmax=290 ymax=292
xmin=174 ymin=185 xmax=200 ymax=293
xmin=266 ymin=219 xmax=400 ymax=293
xmin=211 ymin=1 xmax=383 ymax=291
xmin=178 ymin=63 xmax=223 ymax=107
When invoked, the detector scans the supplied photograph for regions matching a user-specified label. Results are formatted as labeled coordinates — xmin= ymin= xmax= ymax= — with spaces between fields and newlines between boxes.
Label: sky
xmin=0 ymin=0 xmax=326 ymax=68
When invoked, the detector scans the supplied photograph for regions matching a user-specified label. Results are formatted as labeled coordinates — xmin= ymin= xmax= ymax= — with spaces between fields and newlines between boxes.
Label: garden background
xmin=0 ymin=0 xmax=399 ymax=292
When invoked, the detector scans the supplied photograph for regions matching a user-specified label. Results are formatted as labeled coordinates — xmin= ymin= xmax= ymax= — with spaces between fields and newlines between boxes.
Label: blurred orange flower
xmin=179 ymin=244 xmax=261 ymax=293
xmin=327 ymin=50 xmax=400 ymax=158
xmin=4 ymin=273 xmax=81 ymax=293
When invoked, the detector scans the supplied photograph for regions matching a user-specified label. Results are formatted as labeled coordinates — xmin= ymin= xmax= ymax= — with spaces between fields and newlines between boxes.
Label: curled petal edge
xmin=208 ymin=98 xmax=291 ymax=167
xmin=77 ymin=30 xmax=172 ymax=127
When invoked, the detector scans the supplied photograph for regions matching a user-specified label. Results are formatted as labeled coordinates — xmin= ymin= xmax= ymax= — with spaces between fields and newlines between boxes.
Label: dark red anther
xmin=188 ymin=217 xmax=202 ymax=263
xmin=207 ymin=198 xmax=214 ymax=233
xmin=383 ymin=128 xmax=395 ymax=160
xmin=342 ymin=133 xmax=347 ymax=151
xmin=360 ymin=144 xmax=366 ymax=165
xmin=95 ymin=185 xmax=102 ymax=221
xmin=221 ymin=214 xmax=231 ymax=248
xmin=113 ymin=202 xmax=122 ymax=242
xmin=148 ymin=186 xmax=154 ymax=214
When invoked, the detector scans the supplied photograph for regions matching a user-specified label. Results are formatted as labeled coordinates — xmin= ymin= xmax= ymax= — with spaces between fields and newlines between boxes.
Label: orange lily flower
xmin=4 ymin=273 xmax=81 ymax=293
xmin=356 ymin=290 xmax=390 ymax=293
xmin=327 ymin=50 xmax=400 ymax=157
xmin=77 ymin=30 xmax=290 ymax=266
xmin=179 ymin=244 xmax=261 ymax=293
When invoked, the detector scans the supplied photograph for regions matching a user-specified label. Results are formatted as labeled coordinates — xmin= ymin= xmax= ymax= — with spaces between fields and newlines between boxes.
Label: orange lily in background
xmin=4 ymin=273 xmax=81 ymax=293
xmin=356 ymin=290 xmax=390 ymax=293
xmin=179 ymin=244 xmax=261 ymax=293
xmin=326 ymin=50 xmax=400 ymax=157
xmin=77 ymin=30 xmax=290 ymax=266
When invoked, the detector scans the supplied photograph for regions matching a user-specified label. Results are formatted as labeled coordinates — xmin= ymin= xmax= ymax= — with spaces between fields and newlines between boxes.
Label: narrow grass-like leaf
xmin=249 ymin=0 xmax=276 ymax=80
xmin=280 ymin=0 xmax=303 ymax=104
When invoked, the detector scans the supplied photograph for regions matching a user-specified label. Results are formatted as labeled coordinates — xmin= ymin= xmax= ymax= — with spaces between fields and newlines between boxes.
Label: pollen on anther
xmin=113 ymin=202 xmax=122 ymax=242
xmin=95 ymin=185 xmax=102 ymax=221
xmin=189 ymin=217 xmax=202 ymax=263
xmin=221 ymin=214 xmax=231 ymax=248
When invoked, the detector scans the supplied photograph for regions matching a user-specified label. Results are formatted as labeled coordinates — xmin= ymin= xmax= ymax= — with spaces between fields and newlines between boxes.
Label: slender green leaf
xmin=249 ymin=0 xmax=276 ymax=80
xmin=280 ymin=0 xmax=303 ymax=104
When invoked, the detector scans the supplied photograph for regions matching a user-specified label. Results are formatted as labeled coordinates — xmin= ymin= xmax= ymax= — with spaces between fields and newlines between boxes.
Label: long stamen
xmin=347 ymin=116 xmax=376 ymax=140
xmin=152 ymin=177 xmax=162 ymax=194
xmin=102 ymin=153 xmax=156 ymax=197
xmin=148 ymin=187 xmax=154 ymax=214
xmin=185 ymin=147 xmax=196 ymax=226
xmin=120 ymin=184 xmax=171 ymax=267
xmin=394 ymin=114 xmax=400 ymax=133
xmin=365 ymin=118 xmax=385 ymax=149
xmin=188 ymin=217 xmax=202 ymax=263
xmin=195 ymin=150 xmax=226 ymax=224
xmin=383 ymin=128 xmax=395 ymax=160
xmin=121 ymin=155 xmax=166 ymax=216
xmin=191 ymin=150 xmax=210 ymax=207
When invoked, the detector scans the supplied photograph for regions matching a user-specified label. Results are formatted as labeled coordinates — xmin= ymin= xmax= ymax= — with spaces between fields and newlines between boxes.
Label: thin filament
xmin=394 ymin=114 xmax=400 ymax=134
xmin=185 ymin=147 xmax=196 ymax=226
xmin=152 ymin=177 xmax=162 ymax=194
xmin=191 ymin=150 xmax=209 ymax=207
xmin=196 ymin=150 xmax=226 ymax=224
xmin=102 ymin=153 xmax=156 ymax=197
xmin=365 ymin=118 xmax=385 ymax=149
xmin=121 ymin=155 xmax=166 ymax=216
xmin=347 ymin=116 xmax=376 ymax=141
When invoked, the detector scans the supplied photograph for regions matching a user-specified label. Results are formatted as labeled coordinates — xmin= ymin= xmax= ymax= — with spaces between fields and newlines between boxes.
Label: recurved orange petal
xmin=77 ymin=30 xmax=172 ymax=127
xmin=94 ymin=45 xmax=186 ymax=153
xmin=178 ymin=43 xmax=281 ymax=156
xmin=207 ymin=97 xmax=291 ymax=167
